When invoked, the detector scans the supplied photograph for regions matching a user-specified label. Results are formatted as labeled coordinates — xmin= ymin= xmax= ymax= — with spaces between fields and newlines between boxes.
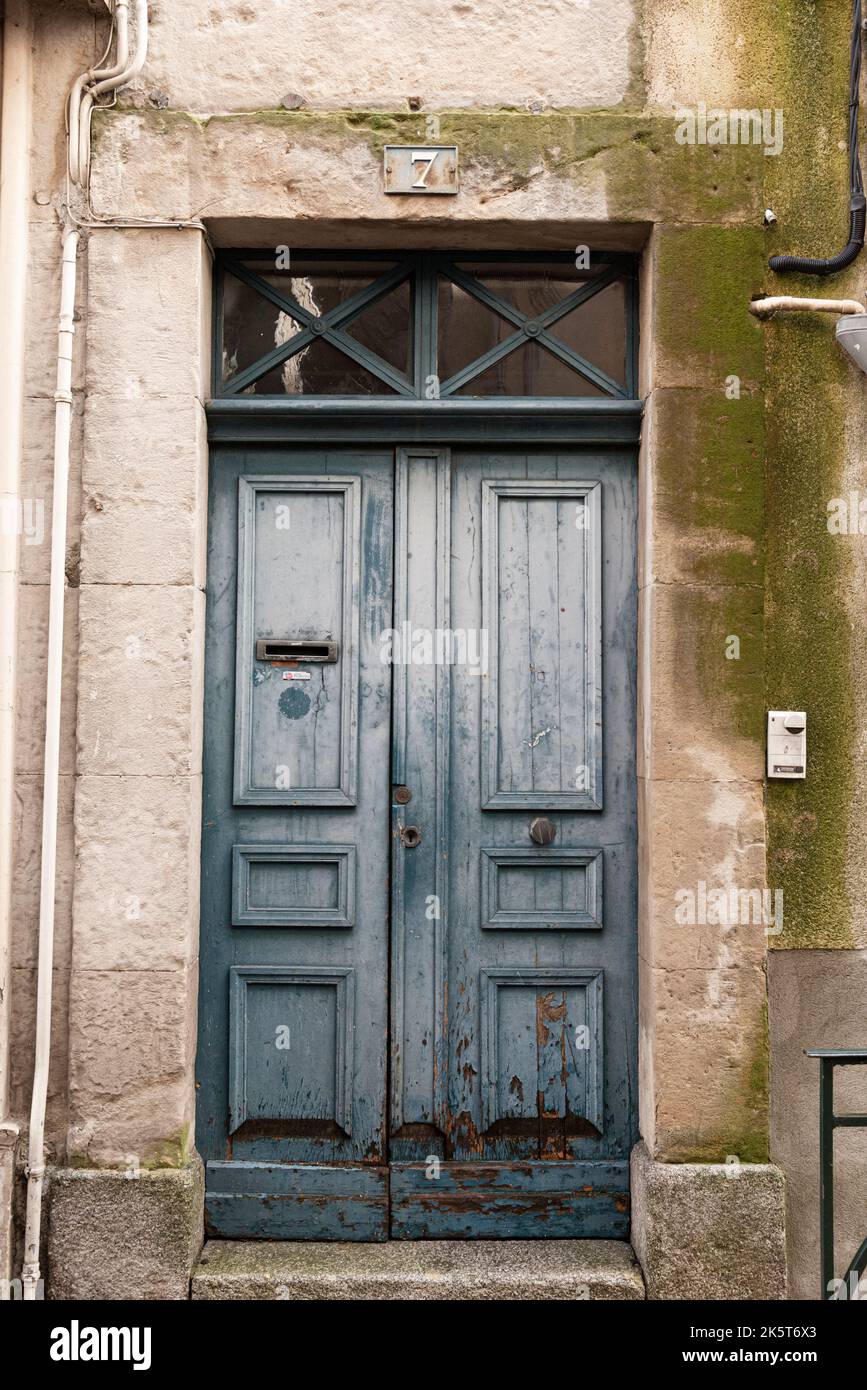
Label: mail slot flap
xmin=256 ymin=638 xmax=339 ymax=663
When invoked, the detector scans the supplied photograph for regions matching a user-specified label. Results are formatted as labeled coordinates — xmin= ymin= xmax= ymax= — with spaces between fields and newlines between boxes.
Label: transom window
xmin=214 ymin=250 xmax=637 ymax=400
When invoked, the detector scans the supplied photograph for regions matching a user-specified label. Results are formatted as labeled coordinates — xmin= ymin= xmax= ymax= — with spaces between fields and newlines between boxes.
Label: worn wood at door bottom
xmin=205 ymin=1159 xmax=628 ymax=1241
xmin=205 ymin=1162 xmax=389 ymax=1241
xmin=390 ymin=1161 xmax=629 ymax=1239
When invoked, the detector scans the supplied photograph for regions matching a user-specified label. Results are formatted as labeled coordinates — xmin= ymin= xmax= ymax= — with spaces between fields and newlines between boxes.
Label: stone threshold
xmin=192 ymin=1238 xmax=646 ymax=1300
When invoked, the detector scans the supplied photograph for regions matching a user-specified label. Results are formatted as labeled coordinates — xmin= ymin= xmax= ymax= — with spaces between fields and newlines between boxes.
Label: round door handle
xmin=399 ymin=824 xmax=422 ymax=849
xmin=529 ymin=816 xmax=556 ymax=846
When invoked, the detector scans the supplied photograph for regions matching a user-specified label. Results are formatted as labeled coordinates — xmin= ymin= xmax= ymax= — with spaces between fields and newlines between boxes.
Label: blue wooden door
xmin=197 ymin=442 xmax=636 ymax=1240
xmin=198 ymin=447 xmax=394 ymax=1238
xmin=388 ymin=447 xmax=637 ymax=1236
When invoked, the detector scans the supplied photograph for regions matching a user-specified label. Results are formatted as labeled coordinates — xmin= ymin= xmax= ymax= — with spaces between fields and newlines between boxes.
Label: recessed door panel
xmin=234 ymin=476 xmax=361 ymax=806
xmin=481 ymin=479 xmax=602 ymax=810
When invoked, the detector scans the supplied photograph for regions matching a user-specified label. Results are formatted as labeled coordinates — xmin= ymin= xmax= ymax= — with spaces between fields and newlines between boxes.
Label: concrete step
xmin=192 ymin=1238 xmax=645 ymax=1300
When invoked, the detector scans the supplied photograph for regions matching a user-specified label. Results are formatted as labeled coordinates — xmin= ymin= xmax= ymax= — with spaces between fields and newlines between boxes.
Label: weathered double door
xmin=198 ymin=442 xmax=637 ymax=1239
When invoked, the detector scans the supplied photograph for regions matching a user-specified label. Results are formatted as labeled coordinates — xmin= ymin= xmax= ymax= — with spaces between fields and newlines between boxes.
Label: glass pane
xmin=455 ymin=260 xmax=591 ymax=314
xmin=343 ymin=277 xmax=412 ymax=376
xmin=221 ymin=271 xmax=304 ymax=385
xmin=221 ymin=258 xmax=401 ymax=391
xmin=550 ymin=280 xmax=627 ymax=387
xmin=453 ymin=340 xmax=606 ymax=398
xmin=243 ymin=336 xmax=397 ymax=396
xmin=219 ymin=254 xmax=632 ymax=397
xmin=439 ymin=263 xmax=627 ymax=394
xmin=437 ymin=277 xmax=517 ymax=380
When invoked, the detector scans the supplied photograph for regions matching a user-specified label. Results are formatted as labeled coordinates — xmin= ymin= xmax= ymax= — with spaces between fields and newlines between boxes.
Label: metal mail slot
xmin=255 ymin=639 xmax=339 ymax=663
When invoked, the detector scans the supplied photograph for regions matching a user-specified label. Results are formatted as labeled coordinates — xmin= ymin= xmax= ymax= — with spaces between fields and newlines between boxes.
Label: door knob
xmin=399 ymin=824 xmax=422 ymax=848
xmin=529 ymin=816 xmax=556 ymax=846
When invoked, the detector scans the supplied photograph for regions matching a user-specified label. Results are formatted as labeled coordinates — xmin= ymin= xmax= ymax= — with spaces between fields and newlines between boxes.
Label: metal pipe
xmin=819 ymin=1058 xmax=835 ymax=1299
xmin=68 ymin=0 xmax=128 ymax=187
xmin=0 ymin=0 xmax=32 ymax=1290
xmin=749 ymin=295 xmax=866 ymax=319
xmin=769 ymin=0 xmax=865 ymax=276
xmin=77 ymin=0 xmax=148 ymax=188
xmin=21 ymin=230 xmax=79 ymax=1301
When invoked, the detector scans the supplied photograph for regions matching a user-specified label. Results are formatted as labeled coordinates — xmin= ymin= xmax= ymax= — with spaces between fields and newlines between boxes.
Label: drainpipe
xmin=20 ymin=229 xmax=78 ymax=1301
xmin=76 ymin=0 xmax=146 ymax=189
xmin=0 ymin=0 xmax=32 ymax=1290
xmin=68 ymin=0 xmax=129 ymax=188
xmin=20 ymin=0 xmax=149 ymax=1302
xmin=769 ymin=0 xmax=865 ymax=276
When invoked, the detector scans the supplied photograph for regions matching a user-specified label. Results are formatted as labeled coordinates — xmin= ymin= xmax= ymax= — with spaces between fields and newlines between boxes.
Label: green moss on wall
xmin=755 ymin=0 xmax=857 ymax=950
xmin=653 ymin=389 xmax=764 ymax=583
xmin=655 ymin=226 xmax=766 ymax=384
xmin=100 ymin=106 xmax=762 ymax=227
xmin=650 ymin=228 xmax=767 ymax=749
xmin=761 ymin=0 xmax=853 ymax=267
xmin=765 ymin=317 xmax=855 ymax=950
xmin=66 ymin=1128 xmax=192 ymax=1172
xmin=667 ymin=996 xmax=770 ymax=1165
xmin=724 ymin=995 xmax=771 ymax=1166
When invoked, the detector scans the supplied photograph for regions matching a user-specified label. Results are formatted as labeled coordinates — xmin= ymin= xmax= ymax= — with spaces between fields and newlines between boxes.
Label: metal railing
xmin=806 ymin=1049 xmax=867 ymax=1299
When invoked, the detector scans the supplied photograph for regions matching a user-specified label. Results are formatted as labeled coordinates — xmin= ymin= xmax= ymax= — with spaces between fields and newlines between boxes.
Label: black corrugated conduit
xmin=770 ymin=0 xmax=866 ymax=276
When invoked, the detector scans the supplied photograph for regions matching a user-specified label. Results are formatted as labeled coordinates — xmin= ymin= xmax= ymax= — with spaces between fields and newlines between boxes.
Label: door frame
xmin=208 ymin=398 xmax=643 ymax=448
xmin=205 ymin=249 xmax=644 ymax=1236
xmin=199 ymin=401 xmax=643 ymax=1239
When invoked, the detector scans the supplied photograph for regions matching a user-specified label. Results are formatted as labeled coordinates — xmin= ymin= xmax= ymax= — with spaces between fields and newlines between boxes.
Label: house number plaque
xmin=383 ymin=145 xmax=459 ymax=195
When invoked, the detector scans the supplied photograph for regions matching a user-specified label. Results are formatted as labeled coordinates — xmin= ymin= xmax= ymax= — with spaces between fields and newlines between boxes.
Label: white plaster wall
xmin=137 ymin=0 xmax=639 ymax=113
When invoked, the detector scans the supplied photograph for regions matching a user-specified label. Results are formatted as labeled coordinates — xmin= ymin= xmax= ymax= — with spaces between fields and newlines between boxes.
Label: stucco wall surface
xmin=136 ymin=0 xmax=640 ymax=114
